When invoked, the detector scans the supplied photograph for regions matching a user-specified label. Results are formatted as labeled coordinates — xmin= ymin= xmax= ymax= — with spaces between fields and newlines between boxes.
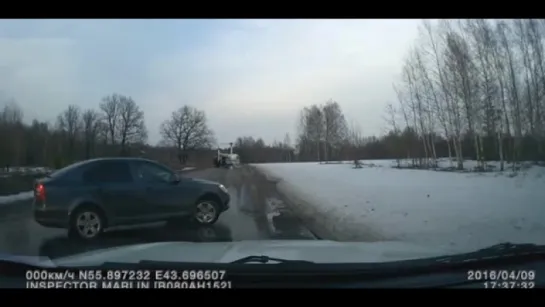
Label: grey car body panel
xmin=186 ymin=177 xmax=221 ymax=186
xmin=127 ymin=160 xmax=196 ymax=221
xmin=34 ymin=158 xmax=229 ymax=231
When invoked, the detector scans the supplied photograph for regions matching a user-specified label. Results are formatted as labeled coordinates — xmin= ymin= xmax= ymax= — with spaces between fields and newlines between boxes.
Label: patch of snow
xmin=0 ymin=166 xmax=53 ymax=178
xmin=0 ymin=191 xmax=33 ymax=205
xmin=253 ymin=160 xmax=545 ymax=254
xmin=182 ymin=167 xmax=196 ymax=171
xmin=351 ymin=158 xmax=537 ymax=176
xmin=265 ymin=198 xmax=284 ymax=234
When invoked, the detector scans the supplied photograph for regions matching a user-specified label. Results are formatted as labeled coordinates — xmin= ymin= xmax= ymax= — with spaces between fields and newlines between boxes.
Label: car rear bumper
xmin=34 ymin=208 xmax=69 ymax=228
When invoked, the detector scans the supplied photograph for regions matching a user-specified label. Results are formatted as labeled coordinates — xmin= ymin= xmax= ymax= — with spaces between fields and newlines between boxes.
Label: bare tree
xmin=117 ymin=96 xmax=147 ymax=154
xmin=283 ymin=133 xmax=292 ymax=162
xmin=283 ymin=133 xmax=292 ymax=149
xmin=98 ymin=94 xmax=147 ymax=154
xmin=56 ymin=105 xmax=81 ymax=159
xmin=347 ymin=120 xmax=364 ymax=148
xmin=81 ymin=109 xmax=101 ymax=159
xmin=384 ymin=103 xmax=401 ymax=168
xmin=376 ymin=19 xmax=545 ymax=173
xmin=322 ymin=100 xmax=348 ymax=162
xmin=1 ymin=100 xmax=23 ymax=124
xmin=159 ymin=105 xmax=215 ymax=164
xmin=99 ymin=94 xmax=122 ymax=145
xmin=0 ymin=100 xmax=24 ymax=168
xmin=298 ymin=105 xmax=324 ymax=161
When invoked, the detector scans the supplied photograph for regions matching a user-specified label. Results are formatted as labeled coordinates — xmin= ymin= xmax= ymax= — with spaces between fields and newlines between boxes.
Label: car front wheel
xmin=193 ymin=199 xmax=220 ymax=225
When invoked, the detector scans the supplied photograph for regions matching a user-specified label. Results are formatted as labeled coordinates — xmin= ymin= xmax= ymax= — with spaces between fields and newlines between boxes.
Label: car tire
xmin=193 ymin=198 xmax=220 ymax=225
xmin=68 ymin=206 xmax=105 ymax=241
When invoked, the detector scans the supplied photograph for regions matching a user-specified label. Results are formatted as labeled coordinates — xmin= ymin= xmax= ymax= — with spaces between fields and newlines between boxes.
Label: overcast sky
xmin=0 ymin=19 xmax=420 ymax=145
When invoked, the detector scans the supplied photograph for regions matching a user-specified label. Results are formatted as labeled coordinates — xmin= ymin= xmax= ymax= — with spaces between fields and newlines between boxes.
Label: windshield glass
xmin=47 ymin=160 xmax=89 ymax=178
xmin=0 ymin=19 xmax=543 ymax=272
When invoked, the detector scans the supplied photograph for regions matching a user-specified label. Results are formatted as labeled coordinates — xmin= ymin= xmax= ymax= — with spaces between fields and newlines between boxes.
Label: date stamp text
xmin=467 ymin=269 xmax=535 ymax=281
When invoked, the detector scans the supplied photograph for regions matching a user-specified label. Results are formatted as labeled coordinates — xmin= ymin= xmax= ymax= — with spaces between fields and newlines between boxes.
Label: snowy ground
xmin=253 ymin=159 xmax=545 ymax=254
xmin=0 ymin=166 xmax=52 ymax=203
xmin=0 ymin=166 xmax=52 ymax=178
xmin=0 ymin=191 xmax=34 ymax=204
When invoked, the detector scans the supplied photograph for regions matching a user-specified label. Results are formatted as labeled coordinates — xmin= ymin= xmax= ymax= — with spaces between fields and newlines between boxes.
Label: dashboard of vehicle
xmin=0 ymin=256 xmax=543 ymax=288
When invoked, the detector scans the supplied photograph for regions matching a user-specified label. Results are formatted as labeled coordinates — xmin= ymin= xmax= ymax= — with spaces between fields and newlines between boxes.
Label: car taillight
xmin=35 ymin=183 xmax=46 ymax=202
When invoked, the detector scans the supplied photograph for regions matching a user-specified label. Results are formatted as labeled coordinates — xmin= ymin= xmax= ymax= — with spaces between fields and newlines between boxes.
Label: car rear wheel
xmin=69 ymin=207 xmax=105 ymax=240
xmin=194 ymin=199 xmax=220 ymax=225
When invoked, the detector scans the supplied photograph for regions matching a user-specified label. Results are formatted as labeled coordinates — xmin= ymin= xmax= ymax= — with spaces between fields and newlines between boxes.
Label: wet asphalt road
xmin=0 ymin=166 xmax=316 ymax=259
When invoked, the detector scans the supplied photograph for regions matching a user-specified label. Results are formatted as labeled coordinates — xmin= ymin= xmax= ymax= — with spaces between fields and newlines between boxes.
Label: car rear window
xmin=48 ymin=160 xmax=91 ymax=179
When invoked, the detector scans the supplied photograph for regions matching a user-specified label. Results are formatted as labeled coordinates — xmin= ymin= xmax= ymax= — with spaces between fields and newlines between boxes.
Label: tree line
xmin=0 ymin=94 xmax=218 ymax=170
xmin=2 ymin=19 xmax=545 ymax=170
xmin=0 ymin=94 xmax=148 ymax=169
xmin=387 ymin=19 xmax=545 ymax=171
xmin=289 ymin=19 xmax=545 ymax=171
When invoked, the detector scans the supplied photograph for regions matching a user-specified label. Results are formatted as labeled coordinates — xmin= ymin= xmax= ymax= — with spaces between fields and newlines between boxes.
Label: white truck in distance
xmin=214 ymin=142 xmax=240 ymax=168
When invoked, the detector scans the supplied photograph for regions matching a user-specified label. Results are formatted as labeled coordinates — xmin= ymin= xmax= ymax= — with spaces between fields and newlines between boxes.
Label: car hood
xmin=49 ymin=240 xmax=452 ymax=267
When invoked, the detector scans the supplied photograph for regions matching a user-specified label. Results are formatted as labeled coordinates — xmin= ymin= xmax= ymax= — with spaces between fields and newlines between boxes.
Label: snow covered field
xmin=253 ymin=160 xmax=545 ymax=254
